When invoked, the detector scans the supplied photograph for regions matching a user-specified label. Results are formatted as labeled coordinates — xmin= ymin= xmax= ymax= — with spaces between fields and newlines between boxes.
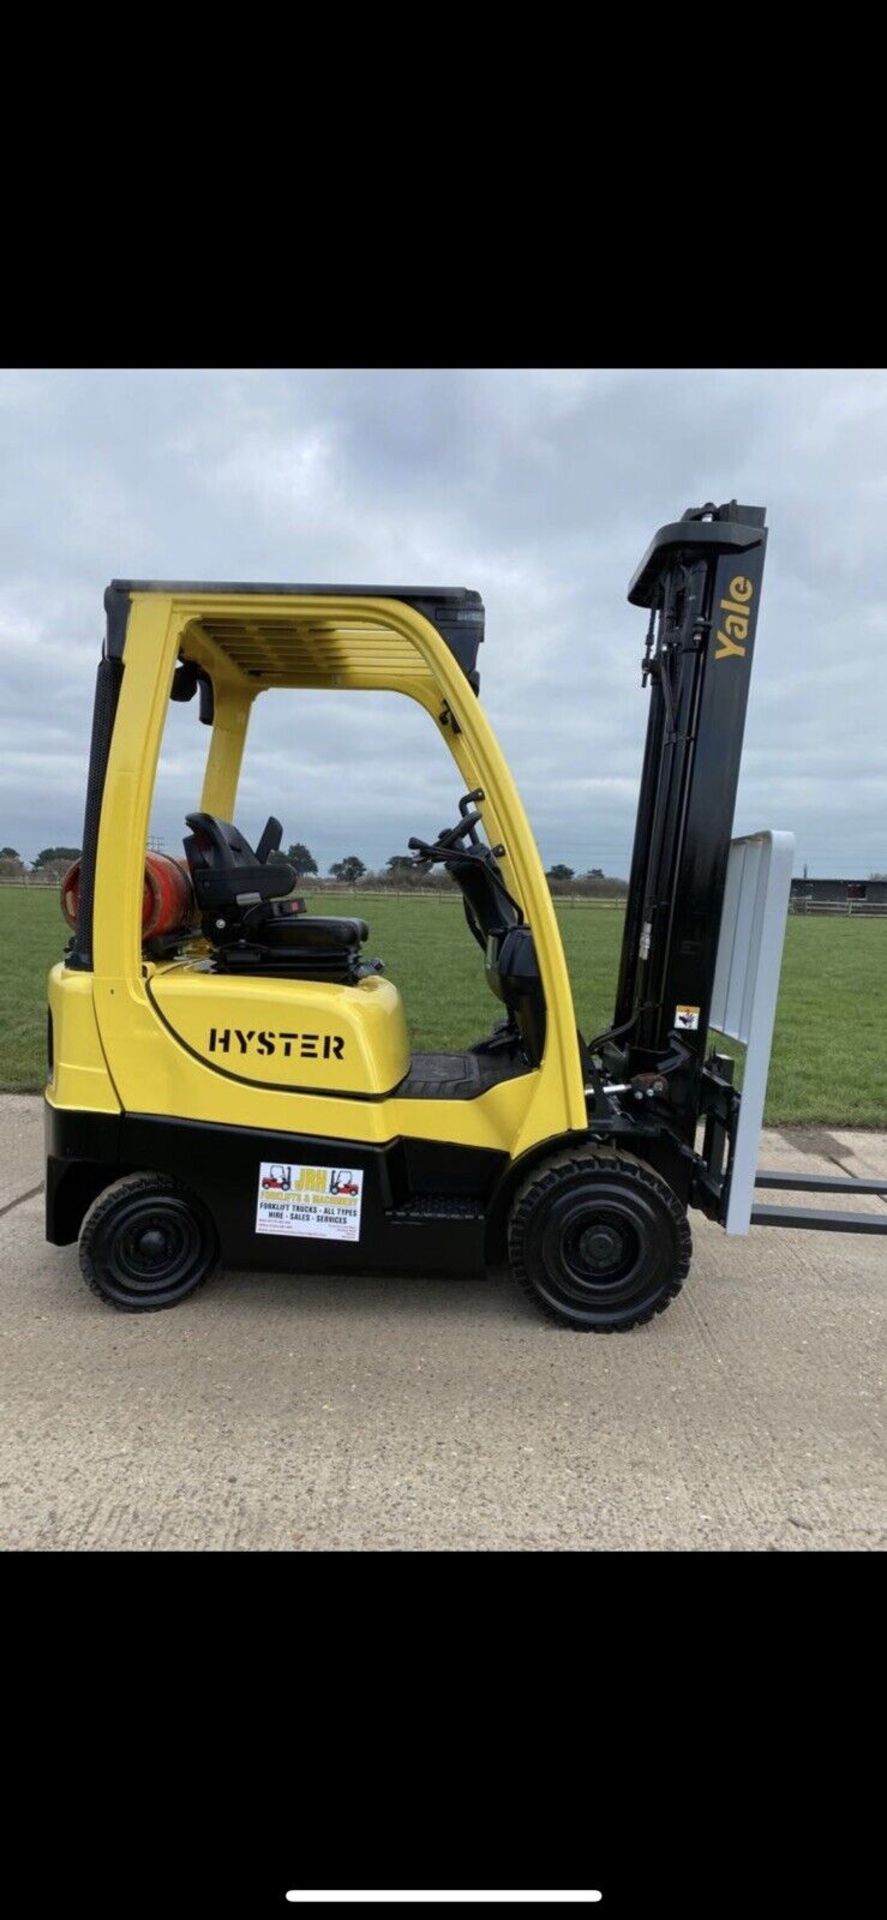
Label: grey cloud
xmin=0 ymin=368 xmax=885 ymax=876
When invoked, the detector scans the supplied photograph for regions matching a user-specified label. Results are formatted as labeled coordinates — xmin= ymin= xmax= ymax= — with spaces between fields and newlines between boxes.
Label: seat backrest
xmin=183 ymin=813 xmax=296 ymax=909
xmin=186 ymin=813 xmax=261 ymax=866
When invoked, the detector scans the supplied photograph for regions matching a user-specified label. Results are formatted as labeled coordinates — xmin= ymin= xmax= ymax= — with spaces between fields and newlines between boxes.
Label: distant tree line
xmin=0 ymin=837 xmax=630 ymax=896
xmin=6 ymin=836 xmax=882 ymax=896
xmin=0 ymin=846 xmax=82 ymax=881
xmin=277 ymin=845 xmax=628 ymax=895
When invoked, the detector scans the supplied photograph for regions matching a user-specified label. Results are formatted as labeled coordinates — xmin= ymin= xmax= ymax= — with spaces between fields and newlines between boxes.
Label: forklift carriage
xmin=44 ymin=502 xmax=886 ymax=1326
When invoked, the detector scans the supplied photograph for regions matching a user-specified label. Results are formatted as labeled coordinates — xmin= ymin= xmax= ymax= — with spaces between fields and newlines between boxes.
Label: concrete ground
xmin=1 ymin=1093 xmax=884 ymax=1551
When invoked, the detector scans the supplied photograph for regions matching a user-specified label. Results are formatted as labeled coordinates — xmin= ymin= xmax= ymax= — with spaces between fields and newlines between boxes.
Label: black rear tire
xmin=79 ymin=1173 xmax=219 ymax=1312
xmin=508 ymin=1146 xmax=691 ymax=1331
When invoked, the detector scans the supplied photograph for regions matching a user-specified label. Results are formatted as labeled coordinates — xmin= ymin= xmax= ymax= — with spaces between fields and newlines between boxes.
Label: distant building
xmin=789 ymin=877 xmax=887 ymax=904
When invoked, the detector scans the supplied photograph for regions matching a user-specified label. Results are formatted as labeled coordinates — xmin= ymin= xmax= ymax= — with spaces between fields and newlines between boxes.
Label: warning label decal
xmin=255 ymin=1163 xmax=364 ymax=1241
xmin=674 ymin=1004 xmax=701 ymax=1031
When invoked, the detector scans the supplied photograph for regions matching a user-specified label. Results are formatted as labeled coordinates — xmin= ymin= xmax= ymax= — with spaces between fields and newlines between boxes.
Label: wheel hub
xmin=137 ymin=1227 xmax=169 ymax=1263
xmin=578 ymin=1222 xmax=625 ymax=1271
xmin=109 ymin=1195 xmax=205 ymax=1294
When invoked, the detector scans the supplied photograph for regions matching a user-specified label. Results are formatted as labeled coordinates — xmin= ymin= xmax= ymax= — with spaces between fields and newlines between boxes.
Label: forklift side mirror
xmin=170 ymin=660 xmax=199 ymax=702
xmin=197 ymin=672 xmax=214 ymax=725
xmin=170 ymin=660 xmax=215 ymax=725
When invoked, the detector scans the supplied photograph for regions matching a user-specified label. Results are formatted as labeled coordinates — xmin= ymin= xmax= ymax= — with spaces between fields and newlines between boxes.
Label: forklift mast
xmin=614 ymin=501 xmax=767 ymax=1142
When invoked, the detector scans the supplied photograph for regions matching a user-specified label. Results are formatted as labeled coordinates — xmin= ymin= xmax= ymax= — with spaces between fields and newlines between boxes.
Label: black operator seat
xmin=182 ymin=813 xmax=372 ymax=983
xmin=183 ymin=813 xmax=295 ymax=907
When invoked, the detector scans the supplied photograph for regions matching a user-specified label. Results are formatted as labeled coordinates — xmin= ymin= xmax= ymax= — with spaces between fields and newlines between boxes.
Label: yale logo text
xmin=715 ymin=574 xmax=754 ymax=660
xmin=208 ymin=1028 xmax=345 ymax=1060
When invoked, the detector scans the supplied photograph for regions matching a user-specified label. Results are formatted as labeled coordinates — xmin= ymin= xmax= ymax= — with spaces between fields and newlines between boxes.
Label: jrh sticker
xmin=674 ymin=1004 xmax=701 ymax=1031
xmin=255 ymin=1163 xmax=364 ymax=1241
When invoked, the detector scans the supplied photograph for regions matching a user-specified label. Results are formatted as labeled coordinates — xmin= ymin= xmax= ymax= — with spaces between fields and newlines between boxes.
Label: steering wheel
xmin=407 ymin=787 xmax=489 ymax=865
xmin=407 ymin=792 xmax=523 ymax=950
xmin=406 ymin=796 xmax=488 ymax=947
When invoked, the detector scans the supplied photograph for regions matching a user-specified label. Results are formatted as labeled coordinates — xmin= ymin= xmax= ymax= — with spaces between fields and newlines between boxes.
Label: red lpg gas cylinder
xmin=60 ymin=852 xmax=196 ymax=938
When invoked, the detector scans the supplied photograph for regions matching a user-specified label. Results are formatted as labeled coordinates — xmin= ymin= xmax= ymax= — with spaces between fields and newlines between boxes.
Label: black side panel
xmin=66 ymin=654 xmax=125 ymax=971
xmin=45 ymin=1104 xmax=507 ymax=1274
xmin=45 ymin=1104 xmax=123 ymax=1244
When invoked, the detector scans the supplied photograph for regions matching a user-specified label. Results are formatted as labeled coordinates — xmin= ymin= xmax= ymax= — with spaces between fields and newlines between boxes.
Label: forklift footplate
xmin=389 ymin=1195 xmax=486 ymax=1222
xmin=397 ymin=1050 xmax=527 ymax=1100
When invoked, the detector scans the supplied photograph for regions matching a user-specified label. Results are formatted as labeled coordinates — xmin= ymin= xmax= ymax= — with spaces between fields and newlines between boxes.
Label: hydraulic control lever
xmin=458 ymin=789 xmax=485 ymax=844
xmin=408 ymin=813 xmax=483 ymax=861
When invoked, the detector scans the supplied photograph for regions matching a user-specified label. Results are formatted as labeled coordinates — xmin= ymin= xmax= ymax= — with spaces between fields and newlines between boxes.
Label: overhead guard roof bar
xmin=104 ymin=580 xmax=485 ymax=685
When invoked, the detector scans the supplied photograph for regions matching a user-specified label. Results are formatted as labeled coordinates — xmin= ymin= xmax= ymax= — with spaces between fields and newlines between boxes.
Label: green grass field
xmin=1 ymin=888 xmax=885 ymax=1125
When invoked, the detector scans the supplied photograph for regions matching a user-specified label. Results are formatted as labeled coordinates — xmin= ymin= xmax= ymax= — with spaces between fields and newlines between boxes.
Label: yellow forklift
xmin=45 ymin=501 xmax=885 ymax=1326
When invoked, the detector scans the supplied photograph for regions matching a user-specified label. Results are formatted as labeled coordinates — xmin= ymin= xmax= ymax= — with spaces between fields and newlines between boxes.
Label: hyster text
xmin=208 ymin=1028 xmax=345 ymax=1060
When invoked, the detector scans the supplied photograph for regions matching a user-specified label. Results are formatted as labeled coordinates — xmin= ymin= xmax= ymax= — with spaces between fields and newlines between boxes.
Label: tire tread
xmin=508 ymin=1145 xmax=691 ymax=1332
xmin=79 ymin=1172 xmax=218 ymax=1313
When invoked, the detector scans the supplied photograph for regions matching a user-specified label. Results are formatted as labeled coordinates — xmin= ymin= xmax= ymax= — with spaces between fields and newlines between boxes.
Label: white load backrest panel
xmin=710 ymin=830 xmax=795 ymax=1233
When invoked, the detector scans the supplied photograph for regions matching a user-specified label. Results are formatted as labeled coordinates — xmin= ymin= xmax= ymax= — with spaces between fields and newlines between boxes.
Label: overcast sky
xmin=1 ymin=367 xmax=885 ymax=876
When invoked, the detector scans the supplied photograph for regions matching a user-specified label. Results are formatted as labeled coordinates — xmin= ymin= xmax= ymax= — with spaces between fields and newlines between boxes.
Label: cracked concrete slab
xmin=2 ymin=1096 xmax=885 ymax=1550
xmin=0 ymin=1094 xmax=45 ymax=1213
xmin=829 ymin=1131 xmax=887 ymax=1189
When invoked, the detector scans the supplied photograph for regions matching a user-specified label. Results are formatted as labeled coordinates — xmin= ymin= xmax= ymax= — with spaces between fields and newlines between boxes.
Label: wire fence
xmin=788 ymin=897 xmax=887 ymax=917
xmin=310 ymin=888 xmax=629 ymax=906
xmin=4 ymin=875 xmax=884 ymax=914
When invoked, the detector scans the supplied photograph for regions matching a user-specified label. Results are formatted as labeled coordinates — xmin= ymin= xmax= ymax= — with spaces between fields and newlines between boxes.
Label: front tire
xmin=508 ymin=1146 xmax=691 ymax=1331
xmin=78 ymin=1173 xmax=219 ymax=1312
